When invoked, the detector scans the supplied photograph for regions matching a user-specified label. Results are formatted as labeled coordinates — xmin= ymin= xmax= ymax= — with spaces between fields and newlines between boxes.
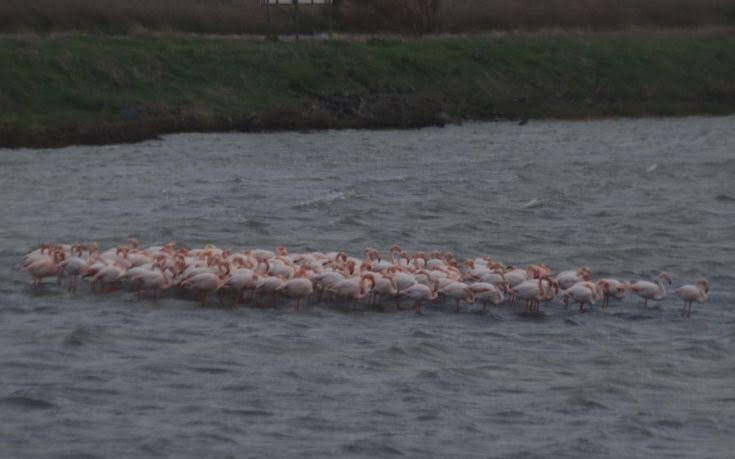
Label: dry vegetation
xmin=0 ymin=0 xmax=733 ymax=34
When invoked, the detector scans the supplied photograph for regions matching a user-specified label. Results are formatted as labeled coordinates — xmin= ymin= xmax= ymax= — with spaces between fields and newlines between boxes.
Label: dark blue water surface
xmin=2 ymin=116 xmax=735 ymax=458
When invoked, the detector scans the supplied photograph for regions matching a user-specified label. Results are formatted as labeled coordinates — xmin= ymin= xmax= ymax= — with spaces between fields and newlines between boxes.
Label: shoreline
xmin=2 ymin=31 xmax=734 ymax=149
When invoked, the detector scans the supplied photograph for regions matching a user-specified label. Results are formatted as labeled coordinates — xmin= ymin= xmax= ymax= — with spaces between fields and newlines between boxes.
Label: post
xmin=293 ymin=0 xmax=300 ymax=40
xmin=265 ymin=0 xmax=272 ymax=39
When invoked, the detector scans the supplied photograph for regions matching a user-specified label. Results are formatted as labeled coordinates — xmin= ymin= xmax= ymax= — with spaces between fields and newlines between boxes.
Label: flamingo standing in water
xmin=24 ymin=248 xmax=65 ymax=287
xmin=675 ymin=279 xmax=709 ymax=318
xmin=391 ymin=271 xmax=417 ymax=309
xmin=327 ymin=275 xmax=374 ymax=308
xmin=400 ymin=282 xmax=437 ymax=313
xmin=128 ymin=266 xmax=171 ymax=298
xmin=438 ymin=281 xmax=474 ymax=313
xmin=469 ymin=283 xmax=504 ymax=311
xmin=218 ymin=268 xmax=258 ymax=308
xmin=562 ymin=281 xmax=601 ymax=313
xmin=253 ymin=275 xmax=285 ymax=306
xmin=181 ymin=272 xmax=229 ymax=306
xmin=278 ymin=269 xmax=314 ymax=311
xmin=89 ymin=263 xmax=127 ymax=293
xmin=60 ymin=256 xmax=89 ymax=292
xmin=630 ymin=272 xmax=671 ymax=307
xmin=511 ymin=276 xmax=554 ymax=313
xmin=597 ymin=279 xmax=628 ymax=310
xmin=362 ymin=272 xmax=398 ymax=308
xmin=557 ymin=267 xmax=591 ymax=308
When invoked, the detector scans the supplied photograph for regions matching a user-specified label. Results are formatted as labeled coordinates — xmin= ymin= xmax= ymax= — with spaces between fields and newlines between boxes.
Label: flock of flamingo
xmin=19 ymin=239 xmax=710 ymax=317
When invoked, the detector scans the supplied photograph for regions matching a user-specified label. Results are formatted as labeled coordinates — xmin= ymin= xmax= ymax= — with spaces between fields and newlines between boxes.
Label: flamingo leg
xmin=455 ymin=299 xmax=460 ymax=313
xmin=415 ymin=301 xmax=421 ymax=314
xmin=687 ymin=301 xmax=693 ymax=318
xmin=294 ymin=298 xmax=300 ymax=312
xmin=578 ymin=302 xmax=585 ymax=314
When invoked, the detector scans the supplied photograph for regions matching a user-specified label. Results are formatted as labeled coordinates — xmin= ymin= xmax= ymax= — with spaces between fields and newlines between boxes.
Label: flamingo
xmin=675 ymin=279 xmax=709 ymax=318
xmin=253 ymin=275 xmax=285 ymax=306
xmin=557 ymin=267 xmax=591 ymax=308
xmin=181 ymin=272 xmax=228 ymax=306
xmin=390 ymin=271 xmax=417 ymax=309
xmin=89 ymin=264 xmax=127 ymax=293
xmin=60 ymin=256 xmax=90 ymax=292
xmin=19 ymin=243 xmax=53 ymax=270
xmin=24 ymin=249 xmax=64 ymax=287
xmin=362 ymin=272 xmax=398 ymax=308
xmin=218 ymin=268 xmax=258 ymax=307
xmin=129 ymin=267 xmax=171 ymax=298
xmin=597 ymin=279 xmax=628 ymax=310
xmin=438 ymin=281 xmax=474 ymax=313
xmin=562 ymin=281 xmax=601 ymax=313
xmin=326 ymin=275 xmax=373 ymax=308
xmin=630 ymin=272 xmax=672 ymax=307
xmin=510 ymin=277 xmax=549 ymax=313
xmin=277 ymin=269 xmax=314 ymax=311
xmin=469 ymin=282 xmax=504 ymax=311
xmin=400 ymin=283 xmax=437 ymax=313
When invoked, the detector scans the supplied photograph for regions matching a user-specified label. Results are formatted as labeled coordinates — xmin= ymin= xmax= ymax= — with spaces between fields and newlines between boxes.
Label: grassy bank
xmin=1 ymin=0 xmax=733 ymax=35
xmin=2 ymin=30 xmax=735 ymax=148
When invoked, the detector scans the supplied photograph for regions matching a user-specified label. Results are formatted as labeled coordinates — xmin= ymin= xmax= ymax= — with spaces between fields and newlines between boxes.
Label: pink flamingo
xmin=438 ymin=281 xmax=474 ymax=313
xmin=181 ymin=272 xmax=228 ymax=306
xmin=400 ymin=283 xmax=437 ymax=313
xmin=277 ymin=269 xmax=314 ymax=311
xmin=469 ymin=282 xmax=504 ymax=311
xmin=562 ymin=281 xmax=601 ymax=313
xmin=597 ymin=279 xmax=628 ymax=310
xmin=630 ymin=272 xmax=671 ymax=307
xmin=675 ymin=279 xmax=709 ymax=318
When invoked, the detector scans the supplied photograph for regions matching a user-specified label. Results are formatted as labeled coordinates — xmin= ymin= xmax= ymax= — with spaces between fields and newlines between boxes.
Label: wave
xmin=292 ymin=190 xmax=357 ymax=209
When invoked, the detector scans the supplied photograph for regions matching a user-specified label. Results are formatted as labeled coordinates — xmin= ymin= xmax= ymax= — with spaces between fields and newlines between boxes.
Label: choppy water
xmin=2 ymin=116 xmax=735 ymax=458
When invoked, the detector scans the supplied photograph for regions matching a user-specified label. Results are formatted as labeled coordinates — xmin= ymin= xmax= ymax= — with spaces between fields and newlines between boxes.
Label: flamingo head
xmin=578 ymin=266 xmax=591 ymax=280
xmin=127 ymin=238 xmax=139 ymax=249
xmin=360 ymin=274 xmax=376 ymax=294
xmin=659 ymin=272 xmax=672 ymax=285
xmin=548 ymin=276 xmax=560 ymax=293
xmin=526 ymin=265 xmax=541 ymax=279
xmin=696 ymin=278 xmax=709 ymax=293
xmin=276 ymin=245 xmax=288 ymax=256
xmin=53 ymin=249 xmax=66 ymax=263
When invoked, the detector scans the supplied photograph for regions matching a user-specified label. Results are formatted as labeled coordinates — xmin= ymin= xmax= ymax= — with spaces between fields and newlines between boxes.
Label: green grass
xmin=2 ymin=31 xmax=735 ymax=148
